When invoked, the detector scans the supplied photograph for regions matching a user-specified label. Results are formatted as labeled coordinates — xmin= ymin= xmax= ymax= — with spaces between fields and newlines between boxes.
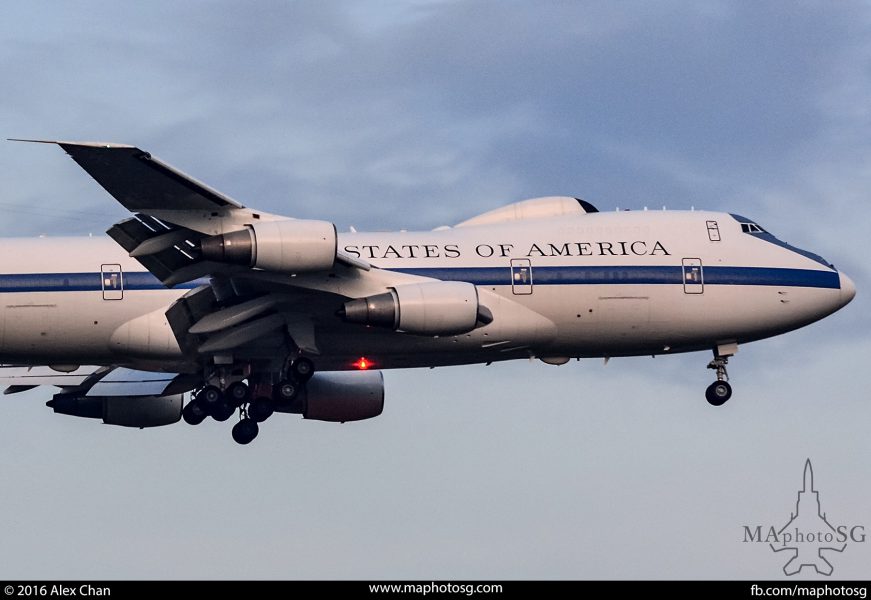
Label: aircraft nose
xmin=839 ymin=271 xmax=856 ymax=306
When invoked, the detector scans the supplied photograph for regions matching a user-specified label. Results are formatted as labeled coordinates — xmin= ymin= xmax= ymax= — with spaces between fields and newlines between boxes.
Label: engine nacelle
xmin=48 ymin=393 xmax=183 ymax=428
xmin=200 ymin=219 xmax=337 ymax=273
xmin=340 ymin=281 xmax=490 ymax=336
xmin=276 ymin=371 xmax=384 ymax=422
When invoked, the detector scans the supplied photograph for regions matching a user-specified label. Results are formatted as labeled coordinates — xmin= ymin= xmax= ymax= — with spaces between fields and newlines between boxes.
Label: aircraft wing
xmin=27 ymin=141 xmax=450 ymax=367
xmin=162 ymin=265 xmax=433 ymax=363
xmin=12 ymin=139 xmax=243 ymax=212
xmin=14 ymin=140 xmax=374 ymax=286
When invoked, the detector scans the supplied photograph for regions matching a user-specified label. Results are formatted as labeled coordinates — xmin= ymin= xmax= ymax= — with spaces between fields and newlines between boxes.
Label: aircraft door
xmin=101 ymin=264 xmax=124 ymax=300
xmin=510 ymin=259 xmax=533 ymax=295
xmin=682 ymin=258 xmax=703 ymax=294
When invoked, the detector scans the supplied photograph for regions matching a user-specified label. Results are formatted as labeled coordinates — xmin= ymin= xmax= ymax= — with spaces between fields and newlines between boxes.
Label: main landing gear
xmin=181 ymin=357 xmax=316 ymax=444
xmin=705 ymin=354 xmax=733 ymax=406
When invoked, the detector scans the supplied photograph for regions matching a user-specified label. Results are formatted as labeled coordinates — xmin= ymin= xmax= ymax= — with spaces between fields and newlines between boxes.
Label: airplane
xmin=0 ymin=140 xmax=856 ymax=444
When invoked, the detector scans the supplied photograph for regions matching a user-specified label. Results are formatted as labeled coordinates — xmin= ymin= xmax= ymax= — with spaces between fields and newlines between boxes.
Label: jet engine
xmin=277 ymin=371 xmax=384 ymax=422
xmin=339 ymin=281 xmax=491 ymax=336
xmin=48 ymin=393 xmax=183 ymax=428
xmin=200 ymin=219 xmax=337 ymax=273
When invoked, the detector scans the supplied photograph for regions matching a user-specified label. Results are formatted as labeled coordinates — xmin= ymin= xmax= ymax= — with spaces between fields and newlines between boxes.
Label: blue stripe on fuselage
xmin=0 ymin=265 xmax=840 ymax=293
xmin=0 ymin=272 xmax=201 ymax=293
xmin=394 ymin=266 xmax=840 ymax=289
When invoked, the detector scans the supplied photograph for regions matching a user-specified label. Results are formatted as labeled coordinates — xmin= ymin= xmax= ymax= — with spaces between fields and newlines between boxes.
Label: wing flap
xmin=164 ymin=284 xmax=218 ymax=354
xmin=198 ymin=313 xmax=287 ymax=353
xmin=189 ymin=294 xmax=284 ymax=334
xmin=130 ymin=230 xmax=196 ymax=257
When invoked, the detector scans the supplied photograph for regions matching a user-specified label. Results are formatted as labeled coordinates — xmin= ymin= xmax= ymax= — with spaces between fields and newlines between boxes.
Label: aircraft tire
xmin=182 ymin=399 xmax=209 ymax=425
xmin=291 ymin=358 xmax=314 ymax=383
xmin=226 ymin=381 xmax=250 ymax=407
xmin=231 ymin=419 xmax=259 ymax=445
xmin=249 ymin=397 xmax=275 ymax=423
xmin=705 ymin=381 xmax=732 ymax=406
xmin=198 ymin=385 xmax=223 ymax=407
xmin=211 ymin=398 xmax=236 ymax=422
xmin=274 ymin=379 xmax=299 ymax=403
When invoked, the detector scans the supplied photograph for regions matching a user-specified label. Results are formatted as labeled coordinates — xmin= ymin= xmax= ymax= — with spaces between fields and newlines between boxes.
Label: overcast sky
xmin=0 ymin=1 xmax=868 ymax=580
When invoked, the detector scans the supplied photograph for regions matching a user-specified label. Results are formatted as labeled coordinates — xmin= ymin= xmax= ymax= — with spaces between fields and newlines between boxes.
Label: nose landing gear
xmin=705 ymin=353 xmax=733 ymax=406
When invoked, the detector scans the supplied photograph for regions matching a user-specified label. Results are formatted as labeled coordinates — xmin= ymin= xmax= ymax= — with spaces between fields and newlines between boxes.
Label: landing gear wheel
xmin=231 ymin=419 xmax=259 ymax=445
xmin=290 ymin=358 xmax=314 ymax=383
xmin=274 ymin=379 xmax=299 ymax=402
xmin=705 ymin=381 xmax=732 ymax=406
xmin=197 ymin=385 xmax=223 ymax=408
xmin=249 ymin=397 xmax=275 ymax=423
xmin=211 ymin=398 xmax=236 ymax=422
xmin=182 ymin=399 xmax=208 ymax=425
xmin=226 ymin=381 xmax=250 ymax=407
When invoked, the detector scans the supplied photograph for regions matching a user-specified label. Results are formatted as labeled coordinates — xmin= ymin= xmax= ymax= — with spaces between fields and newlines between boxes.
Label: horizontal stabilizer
xmin=0 ymin=365 xmax=193 ymax=398
xmin=3 ymin=385 xmax=37 ymax=395
xmin=0 ymin=365 xmax=100 ymax=390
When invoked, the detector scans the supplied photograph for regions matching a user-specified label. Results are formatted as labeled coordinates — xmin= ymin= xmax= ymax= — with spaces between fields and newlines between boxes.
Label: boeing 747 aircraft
xmin=0 ymin=141 xmax=855 ymax=444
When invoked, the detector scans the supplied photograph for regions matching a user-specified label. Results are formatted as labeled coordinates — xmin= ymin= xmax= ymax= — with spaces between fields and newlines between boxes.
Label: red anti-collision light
xmin=353 ymin=357 xmax=373 ymax=370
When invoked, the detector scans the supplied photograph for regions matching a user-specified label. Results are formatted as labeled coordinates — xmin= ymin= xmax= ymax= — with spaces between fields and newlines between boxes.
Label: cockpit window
xmin=730 ymin=213 xmax=833 ymax=268
xmin=740 ymin=222 xmax=767 ymax=234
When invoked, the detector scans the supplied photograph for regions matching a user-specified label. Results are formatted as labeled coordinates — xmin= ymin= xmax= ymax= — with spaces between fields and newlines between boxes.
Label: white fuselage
xmin=0 ymin=210 xmax=853 ymax=372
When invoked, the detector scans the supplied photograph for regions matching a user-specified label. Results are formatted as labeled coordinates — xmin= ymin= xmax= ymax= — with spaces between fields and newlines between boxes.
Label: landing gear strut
xmin=705 ymin=354 xmax=733 ymax=406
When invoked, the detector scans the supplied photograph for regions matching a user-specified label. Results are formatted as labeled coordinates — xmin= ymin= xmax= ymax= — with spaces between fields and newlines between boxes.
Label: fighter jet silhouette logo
xmin=770 ymin=459 xmax=847 ymax=576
